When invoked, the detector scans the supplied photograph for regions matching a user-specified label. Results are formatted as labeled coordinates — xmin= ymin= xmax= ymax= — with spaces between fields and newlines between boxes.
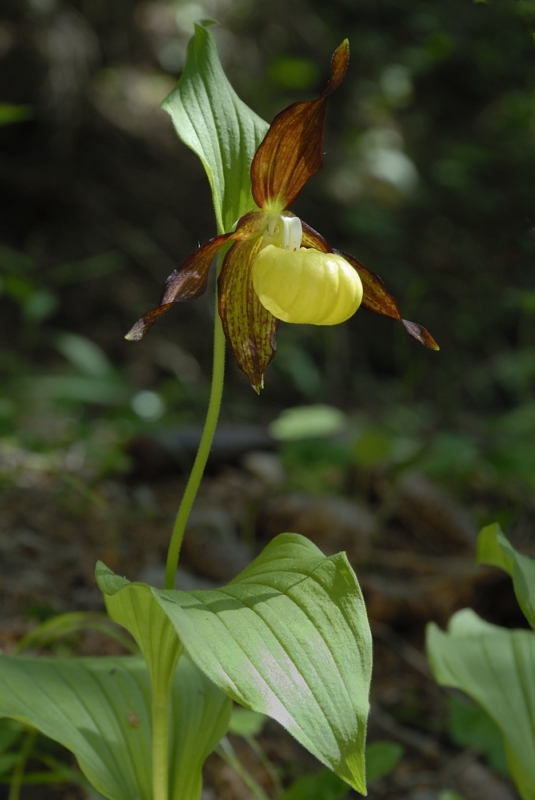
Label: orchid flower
xmin=126 ymin=40 xmax=438 ymax=392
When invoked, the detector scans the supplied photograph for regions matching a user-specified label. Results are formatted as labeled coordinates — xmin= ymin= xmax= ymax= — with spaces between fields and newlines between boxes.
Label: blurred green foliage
xmin=447 ymin=694 xmax=509 ymax=776
xmin=0 ymin=104 xmax=32 ymax=126
xmin=0 ymin=0 xmax=534 ymax=517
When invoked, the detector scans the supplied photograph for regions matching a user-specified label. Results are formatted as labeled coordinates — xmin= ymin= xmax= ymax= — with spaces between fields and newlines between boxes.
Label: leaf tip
xmin=401 ymin=319 xmax=439 ymax=351
xmin=195 ymin=17 xmax=218 ymax=29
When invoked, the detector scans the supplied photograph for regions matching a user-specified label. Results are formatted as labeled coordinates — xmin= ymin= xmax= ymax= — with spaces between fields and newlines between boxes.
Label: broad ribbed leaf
xmin=95 ymin=567 xmax=232 ymax=799
xmin=168 ymin=655 xmax=232 ymax=800
xmin=99 ymin=535 xmax=371 ymax=793
xmin=476 ymin=523 xmax=535 ymax=630
xmin=0 ymin=653 xmax=230 ymax=800
xmin=427 ymin=609 xmax=535 ymax=800
xmin=151 ymin=533 xmax=371 ymax=794
xmin=162 ymin=21 xmax=268 ymax=233
xmin=95 ymin=566 xmax=182 ymax=699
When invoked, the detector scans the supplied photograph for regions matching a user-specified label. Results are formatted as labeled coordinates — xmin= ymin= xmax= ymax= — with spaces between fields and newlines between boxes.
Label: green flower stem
xmin=152 ymin=688 xmax=171 ymax=800
xmin=150 ymin=640 xmax=182 ymax=800
xmin=164 ymin=283 xmax=226 ymax=591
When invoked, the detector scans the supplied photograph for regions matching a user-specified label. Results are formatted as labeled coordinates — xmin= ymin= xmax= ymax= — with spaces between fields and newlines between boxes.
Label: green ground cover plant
xmin=427 ymin=523 xmax=535 ymax=800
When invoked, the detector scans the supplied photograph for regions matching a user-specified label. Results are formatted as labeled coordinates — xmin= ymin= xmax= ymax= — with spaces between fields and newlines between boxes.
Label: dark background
xmin=2 ymin=0 xmax=535 ymax=461
xmin=2 ymin=0 xmax=535 ymax=489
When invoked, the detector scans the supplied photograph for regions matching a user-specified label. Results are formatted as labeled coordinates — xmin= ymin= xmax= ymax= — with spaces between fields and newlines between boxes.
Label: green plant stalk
xmin=152 ymin=689 xmax=171 ymax=800
xmin=9 ymin=726 xmax=37 ymax=800
xmin=150 ymin=640 xmax=182 ymax=800
xmin=164 ymin=277 xmax=226 ymax=590
xmin=245 ymin=735 xmax=283 ymax=796
xmin=217 ymin=737 xmax=271 ymax=800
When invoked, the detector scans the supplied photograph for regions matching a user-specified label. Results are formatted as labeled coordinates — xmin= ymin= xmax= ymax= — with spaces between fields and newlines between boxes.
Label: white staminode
xmin=262 ymin=215 xmax=303 ymax=251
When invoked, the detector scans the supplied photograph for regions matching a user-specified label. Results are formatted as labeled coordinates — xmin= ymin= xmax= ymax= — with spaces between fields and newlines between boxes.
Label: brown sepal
xmin=250 ymin=40 xmax=349 ymax=211
xmin=301 ymin=221 xmax=332 ymax=253
xmin=218 ymin=234 xmax=278 ymax=392
xmin=339 ymin=250 xmax=440 ymax=351
xmin=125 ymin=212 xmax=263 ymax=341
xmin=321 ymin=39 xmax=350 ymax=97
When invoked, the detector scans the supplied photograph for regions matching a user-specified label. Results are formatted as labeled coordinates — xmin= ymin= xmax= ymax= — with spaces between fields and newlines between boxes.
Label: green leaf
xmin=56 ymin=333 xmax=115 ymax=378
xmin=95 ymin=566 xmax=182 ymax=702
xmin=227 ymin=708 xmax=267 ymax=737
xmin=365 ymin=741 xmax=403 ymax=783
xmin=476 ymin=523 xmax=535 ymax=629
xmin=162 ymin=21 xmax=268 ymax=234
xmin=427 ymin=609 xmax=535 ymax=800
xmin=0 ymin=752 xmax=20 ymax=776
xmin=269 ymin=405 xmax=347 ymax=441
xmin=0 ymin=653 xmax=230 ymax=800
xmin=33 ymin=376 xmax=130 ymax=405
xmin=0 ymin=719 xmax=23 ymax=754
xmin=14 ymin=611 xmax=136 ymax=655
xmin=168 ymin=657 xmax=232 ymax=800
xmin=448 ymin=695 xmax=509 ymax=775
xmin=476 ymin=523 xmax=514 ymax=575
xmin=149 ymin=533 xmax=371 ymax=794
xmin=279 ymin=768 xmax=349 ymax=800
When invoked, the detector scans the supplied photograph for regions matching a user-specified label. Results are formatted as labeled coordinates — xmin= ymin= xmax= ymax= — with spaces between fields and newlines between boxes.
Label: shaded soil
xmin=0 ymin=441 xmax=524 ymax=800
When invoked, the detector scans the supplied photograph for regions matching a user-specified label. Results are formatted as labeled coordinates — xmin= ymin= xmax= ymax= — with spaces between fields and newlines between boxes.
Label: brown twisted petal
xmin=218 ymin=234 xmax=278 ymax=392
xmin=125 ymin=235 xmax=229 ymax=340
xmin=250 ymin=40 xmax=349 ymax=211
xmin=125 ymin=211 xmax=264 ymax=341
xmin=339 ymin=250 xmax=440 ymax=351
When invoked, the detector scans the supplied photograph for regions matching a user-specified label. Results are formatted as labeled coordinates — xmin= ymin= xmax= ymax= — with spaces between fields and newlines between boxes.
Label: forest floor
xmin=0 ymin=426 xmax=526 ymax=800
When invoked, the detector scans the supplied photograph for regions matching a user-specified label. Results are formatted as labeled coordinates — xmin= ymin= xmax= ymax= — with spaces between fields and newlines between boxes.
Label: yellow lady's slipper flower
xmin=253 ymin=245 xmax=363 ymax=325
xmin=126 ymin=41 xmax=438 ymax=392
